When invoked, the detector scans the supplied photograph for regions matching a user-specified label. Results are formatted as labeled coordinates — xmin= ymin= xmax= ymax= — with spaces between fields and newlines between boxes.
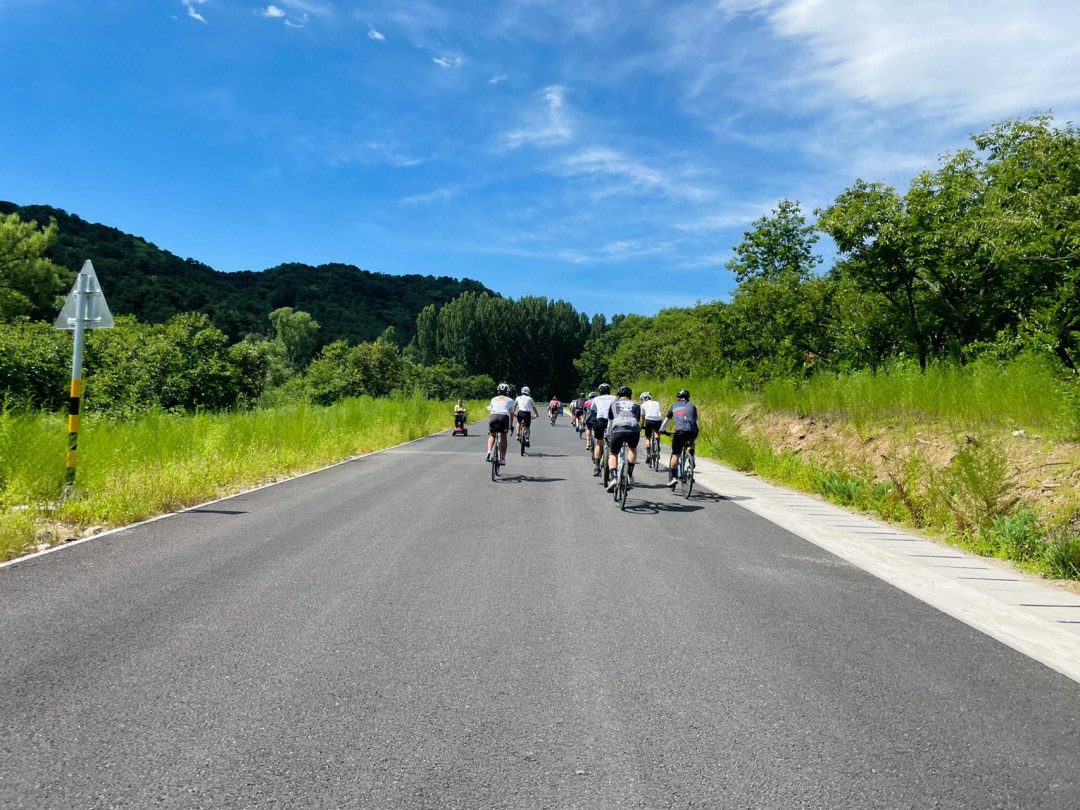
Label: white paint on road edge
xmin=0 ymin=425 xmax=468 ymax=572
xmin=694 ymin=457 xmax=1080 ymax=684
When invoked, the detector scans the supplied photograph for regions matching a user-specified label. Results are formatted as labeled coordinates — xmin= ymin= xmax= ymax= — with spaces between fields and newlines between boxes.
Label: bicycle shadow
xmin=498 ymin=474 xmax=566 ymax=484
xmin=620 ymin=498 xmax=705 ymax=515
xmin=528 ymin=452 xmax=569 ymax=458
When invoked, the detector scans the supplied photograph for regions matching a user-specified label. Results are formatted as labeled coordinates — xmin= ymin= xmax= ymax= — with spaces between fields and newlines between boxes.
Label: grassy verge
xmin=1 ymin=394 xmax=482 ymax=561
xmin=634 ymin=358 xmax=1080 ymax=581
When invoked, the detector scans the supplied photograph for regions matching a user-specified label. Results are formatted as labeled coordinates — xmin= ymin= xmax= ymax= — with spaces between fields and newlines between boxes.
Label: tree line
xmin=576 ymin=117 xmax=1080 ymax=386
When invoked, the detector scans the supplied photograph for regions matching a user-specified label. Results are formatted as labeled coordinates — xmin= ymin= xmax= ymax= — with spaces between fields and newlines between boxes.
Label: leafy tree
xmin=269 ymin=307 xmax=320 ymax=370
xmin=0 ymin=213 xmax=71 ymax=321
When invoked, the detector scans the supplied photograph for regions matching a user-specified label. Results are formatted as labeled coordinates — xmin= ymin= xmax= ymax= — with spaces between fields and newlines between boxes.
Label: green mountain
xmin=1 ymin=202 xmax=492 ymax=345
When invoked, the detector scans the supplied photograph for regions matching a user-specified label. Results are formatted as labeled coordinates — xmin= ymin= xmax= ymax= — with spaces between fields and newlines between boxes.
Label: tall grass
xmin=759 ymin=355 xmax=1080 ymax=437
xmin=0 ymin=394 xmax=481 ymax=561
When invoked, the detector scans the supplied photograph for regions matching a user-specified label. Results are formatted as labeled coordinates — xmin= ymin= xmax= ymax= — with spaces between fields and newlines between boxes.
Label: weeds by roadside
xmin=0 ymin=394 xmax=482 ymax=561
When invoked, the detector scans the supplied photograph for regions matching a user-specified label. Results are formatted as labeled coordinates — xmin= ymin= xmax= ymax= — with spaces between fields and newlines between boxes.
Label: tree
xmin=269 ymin=307 xmax=320 ymax=370
xmin=0 ymin=213 xmax=71 ymax=320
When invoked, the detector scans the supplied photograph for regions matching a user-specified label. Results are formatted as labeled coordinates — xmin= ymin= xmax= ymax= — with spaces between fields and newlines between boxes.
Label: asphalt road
xmin=2 ymin=419 xmax=1079 ymax=808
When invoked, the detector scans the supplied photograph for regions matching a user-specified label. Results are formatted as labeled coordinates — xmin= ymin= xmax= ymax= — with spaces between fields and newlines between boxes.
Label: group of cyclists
xmin=483 ymin=381 xmax=699 ymax=491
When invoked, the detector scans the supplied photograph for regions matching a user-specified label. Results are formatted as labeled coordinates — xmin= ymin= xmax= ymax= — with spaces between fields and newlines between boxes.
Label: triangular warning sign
xmin=55 ymin=260 xmax=114 ymax=330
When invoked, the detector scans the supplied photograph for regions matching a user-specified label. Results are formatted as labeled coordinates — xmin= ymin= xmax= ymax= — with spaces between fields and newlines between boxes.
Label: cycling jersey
xmin=666 ymin=401 xmax=699 ymax=432
xmin=588 ymin=394 xmax=617 ymax=425
xmin=641 ymin=400 xmax=663 ymax=421
xmin=515 ymin=395 xmax=535 ymax=414
xmin=549 ymin=400 xmax=560 ymax=410
xmin=488 ymin=395 xmax=515 ymax=415
xmin=607 ymin=398 xmax=641 ymax=431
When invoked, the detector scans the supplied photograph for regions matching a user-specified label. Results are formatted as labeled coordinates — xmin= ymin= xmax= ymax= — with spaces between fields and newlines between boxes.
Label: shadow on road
xmin=620 ymin=498 xmax=705 ymax=515
xmin=498 ymin=474 xmax=566 ymax=484
xmin=528 ymin=452 xmax=569 ymax=458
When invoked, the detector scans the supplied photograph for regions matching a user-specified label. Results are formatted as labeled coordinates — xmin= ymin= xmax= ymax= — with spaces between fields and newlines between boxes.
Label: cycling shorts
xmin=489 ymin=414 xmax=510 ymax=435
xmin=671 ymin=428 xmax=698 ymax=456
xmin=591 ymin=418 xmax=608 ymax=441
xmin=517 ymin=411 xmax=532 ymax=427
xmin=609 ymin=427 xmax=640 ymax=454
xmin=571 ymin=407 xmax=584 ymax=417
xmin=643 ymin=419 xmax=662 ymax=438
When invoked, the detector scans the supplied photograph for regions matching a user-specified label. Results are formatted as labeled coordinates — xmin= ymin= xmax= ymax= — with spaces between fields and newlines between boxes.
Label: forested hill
xmin=0 ymin=202 xmax=492 ymax=344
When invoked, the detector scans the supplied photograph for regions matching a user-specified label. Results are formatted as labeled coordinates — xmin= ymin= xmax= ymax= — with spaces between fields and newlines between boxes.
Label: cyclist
xmin=660 ymin=388 xmax=699 ymax=488
xmin=605 ymin=385 xmax=641 ymax=491
xmin=548 ymin=396 xmax=561 ymax=422
xmin=515 ymin=386 xmax=539 ymax=447
xmin=571 ymin=393 xmax=586 ymax=429
xmin=586 ymin=383 xmax=617 ymax=476
xmin=486 ymin=383 xmax=515 ymax=464
xmin=640 ymin=392 xmax=663 ymax=462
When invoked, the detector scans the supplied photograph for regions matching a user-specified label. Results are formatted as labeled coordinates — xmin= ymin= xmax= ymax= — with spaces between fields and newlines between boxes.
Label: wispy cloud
xmin=560 ymin=147 xmax=711 ymax=201
xmin=261 ymin=5 xmax=285 ymax=18
xmin=402 ymin=186 xmax=458 ymax=205
xmin=504 ymin=85 xmax=573 ymax=149
xmin=277 ymin=0 xmax=330 ymax=17
xmin=488 ymin=74 xmax=508 ymax=85
xmin=181 ymin=0 xmax=207 ymax=24
xmin=328 ymin=140 xmax=423 ymax=168
xmin=367 ymin=27 xmax=386 ymax=41
xmin=433 ymin=55 xmax=464 ymax=68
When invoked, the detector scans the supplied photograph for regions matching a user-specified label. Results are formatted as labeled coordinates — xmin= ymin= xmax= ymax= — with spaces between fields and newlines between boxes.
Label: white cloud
xmin=284 ymin=16 xmax=307 ymax=27
xmin=262 ymin=5 xmax=285 ymax=18
xmin=488 ymin=74 xmax=508 ymax=84
xmin=561 ymin=147 xmax=711 ymax=201
xmin=367 ymin=27 xmax=386 ymax=41
xmin=402 ymin=186 xmax=458 ymax=205
xmin=504 ymin=85 xmax=573 ymax=148
xmin=181 ymin=0 xmax=207 ymax=23
xmin=277 ymin=0 xmax=330 ymax=16
xmin=718 ymin=0 xmax=1080 ymax=121
xmin=433 ymin=55 xmax=464 ymax=68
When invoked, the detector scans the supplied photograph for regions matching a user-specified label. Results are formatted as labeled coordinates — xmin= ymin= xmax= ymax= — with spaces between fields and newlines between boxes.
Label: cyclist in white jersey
xmin=487 ymin=383 xmax=515 ymax=464
xmin=640 ymin=392 xmax=663 ymax=439
xmin=585 ymin=383 xmax=617 ymax=476
xmin=514 ymin=387 xmax=539 ymax=447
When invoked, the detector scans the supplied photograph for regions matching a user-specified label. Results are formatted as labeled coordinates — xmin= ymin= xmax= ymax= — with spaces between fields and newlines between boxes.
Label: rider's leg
xmin=487 ymin=431 xmax=495 ymax=458
xmin=500 ymin=432 xmax=508 ymax=461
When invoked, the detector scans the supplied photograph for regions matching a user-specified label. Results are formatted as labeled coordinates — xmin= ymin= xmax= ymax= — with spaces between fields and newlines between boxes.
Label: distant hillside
xmin=1 ymin=202 xmax=492 ymax=344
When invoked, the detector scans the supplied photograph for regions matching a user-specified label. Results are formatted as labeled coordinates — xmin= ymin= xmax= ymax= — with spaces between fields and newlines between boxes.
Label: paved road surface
xmin=2 ymin=420 xmax=1079 ymax=808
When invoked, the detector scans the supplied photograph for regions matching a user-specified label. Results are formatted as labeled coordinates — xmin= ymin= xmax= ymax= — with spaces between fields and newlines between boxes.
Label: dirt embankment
xmin=731 ymin=406 xmax=1080 ymax=523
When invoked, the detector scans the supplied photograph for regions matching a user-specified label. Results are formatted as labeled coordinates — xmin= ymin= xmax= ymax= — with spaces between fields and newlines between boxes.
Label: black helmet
xmin=598 ymin=383 xmax=611 ymax=394
xmin=617 ymin=385 xmax=631 ymax=398
xmin=677 ymin=388 xmax=690 ymax=400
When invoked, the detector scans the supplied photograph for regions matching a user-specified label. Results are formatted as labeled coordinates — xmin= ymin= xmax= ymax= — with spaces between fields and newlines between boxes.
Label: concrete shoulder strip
xmin=693 ymin=456 xmax=1080 ymax=684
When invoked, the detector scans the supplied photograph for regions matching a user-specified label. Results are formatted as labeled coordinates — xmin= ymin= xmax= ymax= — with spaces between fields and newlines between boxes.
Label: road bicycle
xmin=612 ymin=442 xmax=630 ymax=511
xmin=600 ymin=434 xmax=611 ymax=490
xmin=490 ymin=438 xmax=502 ymax=481
xmin=661 ymin=431 xmax=695 ymax=498
xmin=518 ymin=421 xmax=529 ymax=456
xmin=646 ymin=430 xmax=661 ymax=471
xmin=550 ymin=411 xmax=558 ymax=427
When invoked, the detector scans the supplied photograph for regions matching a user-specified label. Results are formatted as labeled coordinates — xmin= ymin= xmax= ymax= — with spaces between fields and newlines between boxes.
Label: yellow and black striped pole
xmin=63 ymin=268 xmax=89 ymax=497
xmin=66 ymin=378 xmax=81 ymax=489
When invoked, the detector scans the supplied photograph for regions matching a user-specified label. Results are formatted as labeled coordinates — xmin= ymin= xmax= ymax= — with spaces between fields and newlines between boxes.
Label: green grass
xmin=0 ymin=394 xmax=482 ymax=561
xmin=759 ymin=355 xmax=1080 ymax=438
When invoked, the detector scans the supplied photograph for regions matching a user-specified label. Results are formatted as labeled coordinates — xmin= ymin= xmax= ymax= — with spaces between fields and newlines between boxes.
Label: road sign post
xmin=54 ymin=260 xmax=113 ymax=499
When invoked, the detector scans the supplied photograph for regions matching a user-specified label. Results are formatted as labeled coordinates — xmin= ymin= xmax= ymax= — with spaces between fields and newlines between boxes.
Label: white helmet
xmin=497 ymin=383 xmax=510 ymax=395
xmin=521 ymin=386 xmax=531 ymax=395
xmin=640 ymin=392 xmax=652 ymax=400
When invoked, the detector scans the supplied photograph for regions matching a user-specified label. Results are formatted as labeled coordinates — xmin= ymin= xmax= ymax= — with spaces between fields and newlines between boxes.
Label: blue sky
xmin=2 ymin=0 xmax=1078 ymax=316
